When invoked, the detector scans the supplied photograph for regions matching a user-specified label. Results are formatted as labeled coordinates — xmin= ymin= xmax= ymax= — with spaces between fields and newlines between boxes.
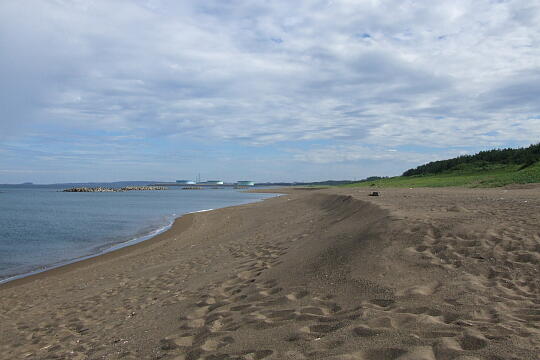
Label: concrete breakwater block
xmin=63 ymin=186 xmax=168 ymax=192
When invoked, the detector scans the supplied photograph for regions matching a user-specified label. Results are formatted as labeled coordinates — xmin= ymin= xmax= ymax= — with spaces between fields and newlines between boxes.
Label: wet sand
xmin=0 ymin=187 xmax=539 ymax=359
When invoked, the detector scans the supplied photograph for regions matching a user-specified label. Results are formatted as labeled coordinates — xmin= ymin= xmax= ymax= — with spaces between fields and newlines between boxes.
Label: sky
xmin=1 ymin=0 xmax=540 ymax=183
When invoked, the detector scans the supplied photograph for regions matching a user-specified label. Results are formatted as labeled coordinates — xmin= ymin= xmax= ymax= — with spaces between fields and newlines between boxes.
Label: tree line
xmin=403 ymin=143 xmax=540 ymax=176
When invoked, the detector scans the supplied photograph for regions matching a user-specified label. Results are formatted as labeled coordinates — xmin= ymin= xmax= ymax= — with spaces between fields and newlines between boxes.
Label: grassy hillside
xmin=403 ymin=143 xmax=540 ymax=176
xmin=345 ymin=161 xmax=540 ymax=188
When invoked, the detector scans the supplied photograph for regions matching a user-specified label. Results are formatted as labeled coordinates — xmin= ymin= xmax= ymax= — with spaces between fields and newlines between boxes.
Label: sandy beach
xmin=0 ymin=187 xmax=539 ymax=360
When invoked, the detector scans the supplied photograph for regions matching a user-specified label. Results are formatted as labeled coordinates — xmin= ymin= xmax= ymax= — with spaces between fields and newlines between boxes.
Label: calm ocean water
xmin=0 ymin=186 xmax=277 ymax=282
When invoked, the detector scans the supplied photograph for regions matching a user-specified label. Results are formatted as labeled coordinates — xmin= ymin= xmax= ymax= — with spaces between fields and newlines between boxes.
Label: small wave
xmin=188 ymin=208 xmax=214 ymax=213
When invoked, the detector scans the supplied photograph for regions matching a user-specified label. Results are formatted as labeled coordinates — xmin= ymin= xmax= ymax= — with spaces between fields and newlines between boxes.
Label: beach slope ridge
xmin=0 ymin=188 xmax=538 ymax=359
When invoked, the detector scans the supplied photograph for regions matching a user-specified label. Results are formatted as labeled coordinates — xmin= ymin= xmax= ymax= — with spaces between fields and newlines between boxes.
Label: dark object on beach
xmin=368 ymin=191 xmax=380 ymax=197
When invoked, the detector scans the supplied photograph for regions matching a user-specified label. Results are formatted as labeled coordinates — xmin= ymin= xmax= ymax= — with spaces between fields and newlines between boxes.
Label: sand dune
xmin=0 ymin=187 xmax=538 ymax=359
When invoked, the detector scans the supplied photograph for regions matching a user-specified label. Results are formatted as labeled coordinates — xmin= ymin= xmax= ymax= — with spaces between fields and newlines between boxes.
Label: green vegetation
xmin=345 ymin=143 xmax=540 ymax=188
xmin=403 ymin=143 xmax=540 ymax=176
xmin=345 ymin=162 xmax=540 ymax=188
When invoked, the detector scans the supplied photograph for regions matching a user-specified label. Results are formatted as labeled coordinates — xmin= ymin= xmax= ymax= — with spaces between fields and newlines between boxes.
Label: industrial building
xmin=176 ymin=180 xmax=196 ymax=185
xmin=202 ymin=180 xmax=224 ymax=185
xmin=236 ymin=181 xmax=255 ymax=186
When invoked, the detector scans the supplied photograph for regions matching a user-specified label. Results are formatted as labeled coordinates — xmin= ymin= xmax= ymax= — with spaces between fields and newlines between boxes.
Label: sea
xmin=0 ymin=184 xmax=278 ymax=283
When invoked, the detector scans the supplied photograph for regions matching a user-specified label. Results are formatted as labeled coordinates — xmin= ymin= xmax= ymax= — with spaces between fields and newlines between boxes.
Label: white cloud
xmin=291 ymin=144 xmax=454 ymax=165
xmin=1 ymin=0 xmax=539 ymax=180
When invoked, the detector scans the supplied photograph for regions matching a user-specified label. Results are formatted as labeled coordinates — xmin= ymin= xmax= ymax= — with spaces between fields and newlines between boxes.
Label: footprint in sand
xmin=396 ymin=281 xmax=440 ymax=297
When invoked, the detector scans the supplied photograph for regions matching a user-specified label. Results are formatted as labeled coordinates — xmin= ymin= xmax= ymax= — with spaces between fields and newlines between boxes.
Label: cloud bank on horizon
xmin=1 ymin=0 xmax=539 ymax=183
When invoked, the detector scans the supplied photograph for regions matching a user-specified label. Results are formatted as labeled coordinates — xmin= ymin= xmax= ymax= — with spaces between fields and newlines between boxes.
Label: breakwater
xmin=63 ymin=186 xmax=168 ymax=192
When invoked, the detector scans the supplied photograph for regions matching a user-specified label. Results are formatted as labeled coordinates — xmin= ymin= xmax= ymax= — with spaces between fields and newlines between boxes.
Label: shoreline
xmin=0 ymin=191 xmax=282 ymax=288
xmin=1 ymin=187 xmax=538 ymax=359
xmin=0 ymin=214 xmax=180 ymax=286
xmin=0 ymin=209 xmax=196 ymax=291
